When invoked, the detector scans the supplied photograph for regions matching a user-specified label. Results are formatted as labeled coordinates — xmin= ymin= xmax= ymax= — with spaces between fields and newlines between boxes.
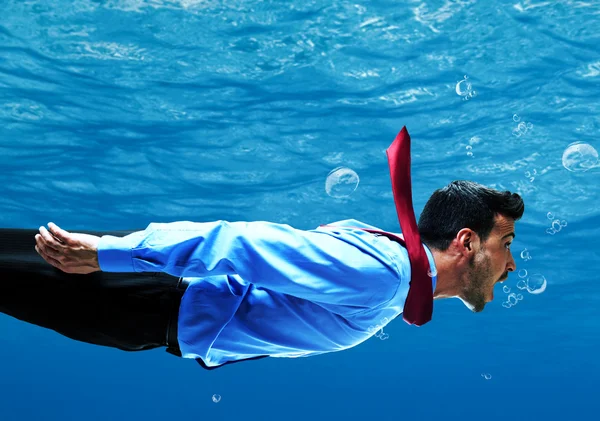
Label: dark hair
xmin=417 ymin=180 xmax=525 ymax=251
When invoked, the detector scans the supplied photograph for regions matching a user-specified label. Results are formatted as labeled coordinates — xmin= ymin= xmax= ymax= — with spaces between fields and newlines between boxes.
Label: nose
xmin=507 ymin=251 xmax=516 ymax=272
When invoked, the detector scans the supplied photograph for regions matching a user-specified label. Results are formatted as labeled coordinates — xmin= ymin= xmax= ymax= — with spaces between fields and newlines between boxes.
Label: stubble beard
xmin=462 ymin=250 xmax=492 ymax=313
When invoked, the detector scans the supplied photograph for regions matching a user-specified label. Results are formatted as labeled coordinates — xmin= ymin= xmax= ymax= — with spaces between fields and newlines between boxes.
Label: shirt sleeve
xmin=97 ymin=220 xmax=401 ymax=309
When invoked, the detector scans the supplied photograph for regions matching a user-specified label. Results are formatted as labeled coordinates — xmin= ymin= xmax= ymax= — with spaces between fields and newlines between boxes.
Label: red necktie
xmin=319 ymin=127 xmax=433 ymax=325
xmin=386 ymin=126 xmax=433 ymax=326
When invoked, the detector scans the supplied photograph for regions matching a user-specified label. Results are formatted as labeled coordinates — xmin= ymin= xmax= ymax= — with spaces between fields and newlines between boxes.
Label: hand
xmin=35 ymin=222 xmax=101 ymax=274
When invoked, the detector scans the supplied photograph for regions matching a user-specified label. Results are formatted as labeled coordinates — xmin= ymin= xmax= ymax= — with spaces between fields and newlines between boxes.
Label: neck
xmin=430 ymin=248 xmax=463 ymax=300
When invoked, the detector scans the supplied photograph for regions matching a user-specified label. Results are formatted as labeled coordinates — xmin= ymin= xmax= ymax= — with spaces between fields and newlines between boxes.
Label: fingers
xmin=35 ymin=224 xmax=66 ymax=268
xmin=38 ymin=226 xmax=63 ymax=252
xmin=34 ymin=243 xmax=63 ymax=269
xmin=35 ymin=229 xmax=63 ymax=262
xmin=47 ymin=222 xmax=69 ymax=245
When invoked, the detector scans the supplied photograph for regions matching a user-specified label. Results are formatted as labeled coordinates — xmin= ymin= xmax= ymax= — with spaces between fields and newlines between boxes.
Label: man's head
xmin=418 ymin=180 xmax=525 ymax=312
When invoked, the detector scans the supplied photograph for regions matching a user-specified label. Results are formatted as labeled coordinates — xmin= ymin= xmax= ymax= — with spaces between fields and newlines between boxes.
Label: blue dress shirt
xmin=97 ymin=219 xmax=437 ymax=368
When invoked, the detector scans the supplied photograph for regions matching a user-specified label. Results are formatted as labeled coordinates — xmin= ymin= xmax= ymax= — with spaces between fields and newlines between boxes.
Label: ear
xmin=456 ymin=228 xmax=479 ymax=256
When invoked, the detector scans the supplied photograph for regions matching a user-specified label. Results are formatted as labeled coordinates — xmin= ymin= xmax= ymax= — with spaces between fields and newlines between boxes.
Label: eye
xmin=505 ymin=242 xmax=512 ymax=250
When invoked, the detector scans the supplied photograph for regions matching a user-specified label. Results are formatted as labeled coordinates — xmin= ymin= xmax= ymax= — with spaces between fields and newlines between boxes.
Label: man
xmin=7 ymin=179 xmax=523 ymax=370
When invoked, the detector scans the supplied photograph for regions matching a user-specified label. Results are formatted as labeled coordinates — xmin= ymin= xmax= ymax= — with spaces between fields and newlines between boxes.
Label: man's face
xmin=460 ymin=215 xmax=517 ymax=312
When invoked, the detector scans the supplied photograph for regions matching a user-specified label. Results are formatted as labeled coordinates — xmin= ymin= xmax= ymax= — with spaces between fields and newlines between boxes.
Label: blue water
xmin=1 ymin=0 xmax=599 ymax=420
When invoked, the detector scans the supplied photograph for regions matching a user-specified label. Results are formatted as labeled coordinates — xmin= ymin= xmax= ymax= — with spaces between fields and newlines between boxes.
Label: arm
xmin=36 ymin=220 xmax=401 ymax=308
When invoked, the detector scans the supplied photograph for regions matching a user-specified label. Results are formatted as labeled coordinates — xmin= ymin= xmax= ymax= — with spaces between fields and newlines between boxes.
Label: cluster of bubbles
xmin=367 ymin=317 xmax=390 ymax=340
xmin=562 ymin=142 xmax=598 ymax=172
xmin=502 ymin=269 xmax=547 ymax=309
xmin=325 ymin=166 xmax=360 ymax=198
xmin=502 ymin=246 xmax=547 ymax=309
xmin=212 ymin=394 xmax=222 ymax=403
xmin=512 ymin=114 xmax=534 ymax=137
xmin=545 ymin=212 xmax=567 ymax=235
xmin=524 ymin=168 xmax=537 ymax=182
xmin=455 ymin=75 xmax=477 ymax=100
xmin=466 ymin=145 xmax=474 ymax=157
xmin=465 ymin=136 xmax=480 ymax=158
xmin=481 ymin=373 xmax=492 ymax=380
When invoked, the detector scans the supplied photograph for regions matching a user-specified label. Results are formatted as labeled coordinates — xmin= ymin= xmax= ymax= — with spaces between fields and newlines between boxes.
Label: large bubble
xmin=526 ymin=273 xmax=547 ymax=295
xmin=325 ymin=167 xmax=360 ymax=198
xmin=562 ymin=142 xmax=598 ymax=172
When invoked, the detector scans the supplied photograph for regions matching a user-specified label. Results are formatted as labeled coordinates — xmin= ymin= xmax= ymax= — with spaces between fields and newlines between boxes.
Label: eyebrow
xmin=502 ymin=232 xmax=516 ymax=240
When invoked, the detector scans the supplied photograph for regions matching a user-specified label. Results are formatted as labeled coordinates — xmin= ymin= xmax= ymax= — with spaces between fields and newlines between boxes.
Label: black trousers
xmin=0 ymin=228 xmax=185 ymax=356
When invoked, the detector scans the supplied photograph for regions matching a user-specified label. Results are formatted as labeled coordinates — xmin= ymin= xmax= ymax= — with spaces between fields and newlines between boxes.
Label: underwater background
xmin=0 ymin=0 xmax=599 ymax=420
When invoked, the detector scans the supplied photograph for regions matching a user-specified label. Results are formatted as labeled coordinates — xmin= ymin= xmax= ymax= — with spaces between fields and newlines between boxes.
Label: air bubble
xmin=526 ymin=273 xmax=547 ymax=294
xmin=551 ymin=219 xmax=562 ymax=232
xmin=562 ymin=142 xmax=598 ymax=172
xmin=325 ymin=167 xmax=359 ymax=198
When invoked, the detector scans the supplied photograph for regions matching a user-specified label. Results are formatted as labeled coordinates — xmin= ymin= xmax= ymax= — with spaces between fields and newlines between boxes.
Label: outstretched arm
xmin=35 ymin=220 xmax=402 ymax=311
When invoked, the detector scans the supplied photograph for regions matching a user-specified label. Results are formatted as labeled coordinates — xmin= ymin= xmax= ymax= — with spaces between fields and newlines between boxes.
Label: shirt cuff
xmin=97 ymin=235 xmax=136 ymax=272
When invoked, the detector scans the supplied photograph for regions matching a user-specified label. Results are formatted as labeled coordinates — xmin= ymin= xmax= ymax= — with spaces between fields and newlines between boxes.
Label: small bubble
xmin=560 ymin=220 xmax=568 ymax=228
xmin=508 ymin=293 xmax=518 ymax=305
xmin=525 ymin=171 xmax=531 ymax=177
xmin=466 ymin=145 xmax=472 ymax=150
xmin=518 ymin=269 xmax=528 ymax=278
xmin=503 ymin=285 xmax=511 ymax=293
xmin=552 ymin=219 xmax=562 ymax=232
xmin=455 ymin=75 xmax=471 ymax=96
xmin=546 ymin=227 xmax=556 ymax=235
xmin=518 ymin=122 xmax=527 ymax=132
xmin=512 ymin=128 xmax=522 ymax=137
xmin=526 ymin=122 xmax=533 ymax=130
xmin=481 ymin=373 xmax=492 ymax=380
xmin=467 ymin=151 xmax=474 ymax=157
xmin=516 ymin=279 xmax=528 ymax=290
xmin=526 ymin=273 xmax=547 ymax=294
xmin=381 ymin=317 xmax=390 ymax=324
xmin=513 ymin=114 xmax=521 ymax=122
xmin=502 ymin=301 xmax=512 ymax=308
xmin=547 ymin=212 xmax=554 ymax=220
xmin=325 ymin=167 xmax=360 ymax=198
xmin=212 ymin=394 xmax=222 ymax=403
xmin=516 ymin=293 xmax=524 ymax=301
xmin=379 ymin=333 xmax=390 ymax=341
xmin=520 ymin=249 xmax=531 ymax=261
